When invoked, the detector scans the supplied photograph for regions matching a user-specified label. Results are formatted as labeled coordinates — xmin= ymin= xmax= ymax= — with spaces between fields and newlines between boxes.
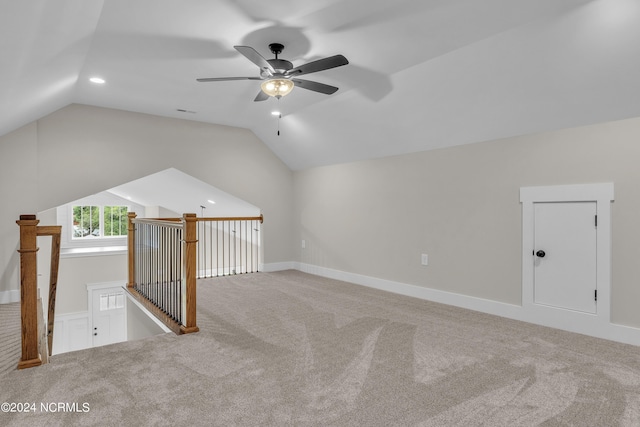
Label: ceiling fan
xmin=197 ymin=43 xmax=349 ymax=102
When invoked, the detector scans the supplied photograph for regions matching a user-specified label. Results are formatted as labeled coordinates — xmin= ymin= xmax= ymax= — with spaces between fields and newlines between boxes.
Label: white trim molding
xmin=261 ymin=261 xmax=297 ymax=272
xmin=0 ymin=289 xmax=20 ymax=304
xmin=294 ymin=260 xmax=640 ymax=347
xmin=297 ymin=262 xmax=522 ymax=316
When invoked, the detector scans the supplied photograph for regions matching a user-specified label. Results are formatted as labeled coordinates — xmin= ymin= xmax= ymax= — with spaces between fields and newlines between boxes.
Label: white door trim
xmin=520 ymin=183 xmax=614 ymax=334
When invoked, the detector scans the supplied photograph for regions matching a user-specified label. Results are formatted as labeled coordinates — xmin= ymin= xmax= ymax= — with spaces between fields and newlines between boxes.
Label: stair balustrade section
xmin=127 ymin=213 xmax=263 ymax=335
xmin=127 ymin=213 xmax=199 ymax=335
xmin=196 ymin=216 xmax=263 ymax=278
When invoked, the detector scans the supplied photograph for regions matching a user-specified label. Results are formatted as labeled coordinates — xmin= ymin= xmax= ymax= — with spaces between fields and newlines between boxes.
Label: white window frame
xmin=71 ymin=204 xmax=129 ymax=241
xmin=57 ymin=191 xmax=144 ymax=255
xmin=64 ymin=204 xmax=128 ymax=249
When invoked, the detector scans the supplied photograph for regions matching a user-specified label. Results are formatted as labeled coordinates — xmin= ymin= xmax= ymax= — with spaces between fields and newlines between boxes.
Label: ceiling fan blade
xmin=254 ymin=91 xmax=269 ymax=102
xmin=292 ymin=79 xmax=339 ymax=95
xmin=285 ymin=55 xmax=349 ymax=77
xmin=197 ymin=77 xmax=262 ymax=82
xmin=234 ymin=45 xmax=275 ymax=74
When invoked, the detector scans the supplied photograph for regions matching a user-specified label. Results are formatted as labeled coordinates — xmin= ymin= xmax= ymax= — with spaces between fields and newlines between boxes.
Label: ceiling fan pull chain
xmin=277 ymin=99 xmax=281 ymax=136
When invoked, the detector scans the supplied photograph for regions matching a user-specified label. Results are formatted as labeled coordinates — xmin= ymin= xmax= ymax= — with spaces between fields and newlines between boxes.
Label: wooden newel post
xmin=16 ymin=214 xmax=42 ymax=369
xmin=181 ymin=213 xmax=199 ymax=334
xmin=127 ymin=212 xmax=137 ymax=289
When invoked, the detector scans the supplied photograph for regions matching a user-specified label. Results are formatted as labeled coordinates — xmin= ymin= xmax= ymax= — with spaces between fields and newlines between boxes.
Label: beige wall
xmin=4 ymin=103 xmax=640 ymax=330
xmin=293 ymin=116 xmax=640 ymax=328
xmin=35 ymin=208 xmax=128 ymax=315
xmin=0 ymin=123 xmax=38 ymax=298
xmin=0 ymin=104 xmax=294 ymax=301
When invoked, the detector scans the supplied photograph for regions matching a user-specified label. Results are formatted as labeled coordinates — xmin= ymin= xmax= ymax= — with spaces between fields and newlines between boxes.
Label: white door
xmin=533 ymin=201 xmax=597 ymax=313
xmin=92 ymin=287 xmax=126 ymax=347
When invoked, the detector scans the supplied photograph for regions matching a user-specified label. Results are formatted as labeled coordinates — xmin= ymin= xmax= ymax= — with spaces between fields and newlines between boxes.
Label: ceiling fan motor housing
xmin=265 ymin=43 xmax=293 ymax=75
xmin=267 ymin=59 xmax=293 ymax=74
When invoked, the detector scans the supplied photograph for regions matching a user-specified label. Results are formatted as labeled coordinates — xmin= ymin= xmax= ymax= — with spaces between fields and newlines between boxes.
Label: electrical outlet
xmin=421 ymin=254 xmax=428 ymax=266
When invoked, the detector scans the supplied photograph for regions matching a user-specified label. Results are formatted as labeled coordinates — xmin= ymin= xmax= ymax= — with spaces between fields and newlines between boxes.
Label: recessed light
xmin=89 ymin=77 xmax=105 ymax=84
xmin=207 ymin=199 xmax=216 ymax=204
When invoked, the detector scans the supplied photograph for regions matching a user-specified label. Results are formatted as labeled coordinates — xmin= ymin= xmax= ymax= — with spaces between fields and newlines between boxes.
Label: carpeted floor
xmin=2 ymin=270 xmax=640 ymax=426
xmin=0 ymin=302 xmax=21 ymax=376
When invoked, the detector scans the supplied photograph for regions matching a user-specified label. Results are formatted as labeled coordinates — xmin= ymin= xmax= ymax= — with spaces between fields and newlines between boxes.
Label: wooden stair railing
xmin=16 ymin=215 xmax=61 ymax=369
xmin=126 ymin=213 xmax=263 ymax=335
xmin=127 ymin=213 xmax=199 ymax=335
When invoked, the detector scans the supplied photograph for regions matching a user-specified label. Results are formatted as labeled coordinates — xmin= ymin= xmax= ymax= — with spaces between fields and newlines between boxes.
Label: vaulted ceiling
xmin=3 ymin=0 xmax=640 ymax=170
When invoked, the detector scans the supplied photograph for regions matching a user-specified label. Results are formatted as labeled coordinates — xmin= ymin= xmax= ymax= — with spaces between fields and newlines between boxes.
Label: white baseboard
xmin=295 ymin=262 xmax=640 ymax=347
xmin=261 ymin=261 xmax=297 ymax=272
xmin=0 ymin=290 xmax=20 ymax=304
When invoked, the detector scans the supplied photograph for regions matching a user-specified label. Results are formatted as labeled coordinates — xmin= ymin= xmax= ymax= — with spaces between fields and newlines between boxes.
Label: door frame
xmin=520 ymin=183 xmax=614 ymax=333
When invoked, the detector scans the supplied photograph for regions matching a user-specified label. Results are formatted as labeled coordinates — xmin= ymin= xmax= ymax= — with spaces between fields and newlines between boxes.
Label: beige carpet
xmin=0 ymin=302 xmax=21 ymax=376
xmin=2 ymin=270 xmax=640 ymax=426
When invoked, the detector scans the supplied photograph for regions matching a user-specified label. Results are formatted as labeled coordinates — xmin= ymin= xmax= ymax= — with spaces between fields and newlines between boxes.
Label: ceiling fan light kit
xmin=197 ymin=42 xmax=348 ymax=101
xmin=261 ymin=78 xmax=294 ymax=98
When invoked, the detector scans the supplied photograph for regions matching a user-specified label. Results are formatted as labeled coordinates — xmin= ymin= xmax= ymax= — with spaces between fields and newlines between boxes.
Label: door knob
xmin=536 ymin=250 xmax=546 ymax=258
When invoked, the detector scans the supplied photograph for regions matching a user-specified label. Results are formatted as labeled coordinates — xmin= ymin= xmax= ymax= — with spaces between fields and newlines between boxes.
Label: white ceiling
xmin=107 ymin=168 xmax=260 ymax=217
xmin=3 ymin=0 xmax=640 ymax=170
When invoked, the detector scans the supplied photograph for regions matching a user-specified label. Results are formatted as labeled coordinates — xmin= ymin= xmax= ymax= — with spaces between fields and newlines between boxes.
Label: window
xmin=57 ymin=191 xmax=142 ymax=256
xmin=103 ymin=206 xmax=129 ymax=237
xmin=72 ymin=205 xmax=128 ymax=239
xmin=99 ymin=291 xmax=125 ymax=311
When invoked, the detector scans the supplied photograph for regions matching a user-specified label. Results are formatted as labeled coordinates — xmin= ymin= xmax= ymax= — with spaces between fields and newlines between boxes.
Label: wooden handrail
xmin=132 ymin=218 xmax=184 ymax=227
xmin=196 ymin=215 xmax=264 ymax=223
xmin=140 ymin=216 xmax=264 ymax=223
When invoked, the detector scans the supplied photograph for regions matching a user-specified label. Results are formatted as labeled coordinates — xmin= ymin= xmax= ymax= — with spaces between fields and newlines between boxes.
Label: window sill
xmin=61 ymin=246 xmax=127 ymax=258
